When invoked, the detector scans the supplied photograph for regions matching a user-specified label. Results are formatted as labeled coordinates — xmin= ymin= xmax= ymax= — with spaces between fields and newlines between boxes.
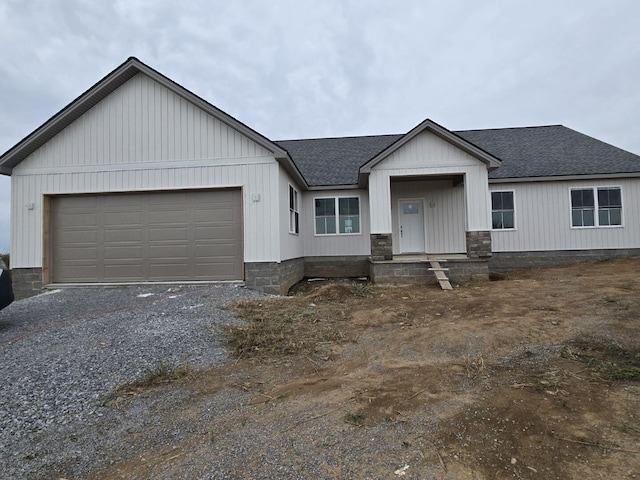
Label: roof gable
xmin=359 ymin=119 xmax=502 ymax=178
xmin=0 ymin=57 xmax=304 ymax=183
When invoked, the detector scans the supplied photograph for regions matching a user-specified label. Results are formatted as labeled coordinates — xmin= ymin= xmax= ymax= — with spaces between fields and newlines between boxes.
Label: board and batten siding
xmin=11 ymin=72 xmax=284 ymax=268
xmin=368 ymin=131 xmax=491 ymax=233
xmin=391 ymin=180 xmax=466 ymax=254
xmin=279 ymin=168 xmax=304 ymax=261
xmin=302 ymin=189 xmax=371 ymax=257
xmin=490 ymin=179 xmax=640 ymax=252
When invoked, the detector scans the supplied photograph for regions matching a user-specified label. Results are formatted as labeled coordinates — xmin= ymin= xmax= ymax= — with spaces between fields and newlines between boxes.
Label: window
xmin=315 ymin=197 xmax=360 ymax=235
xmin=598 ymin=188 xmax=622 ymax=226
xmin=571 ymin=187 xmax=622 ymax=227
xmin=491 ymin=191 xmax=515 ymax=229
xmin=289 ymin=185 xmax=299 ymax=234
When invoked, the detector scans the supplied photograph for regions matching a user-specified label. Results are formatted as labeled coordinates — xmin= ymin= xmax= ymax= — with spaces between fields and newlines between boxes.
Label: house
xmin=1 ymin=57 xmax=639 ymax=299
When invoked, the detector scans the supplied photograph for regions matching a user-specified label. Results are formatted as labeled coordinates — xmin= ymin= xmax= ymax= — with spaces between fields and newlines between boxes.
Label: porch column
xmin=368 ymin=171 xmax=393 ymax=260
xmin=464 ymin=167 xmax=493 ymax=258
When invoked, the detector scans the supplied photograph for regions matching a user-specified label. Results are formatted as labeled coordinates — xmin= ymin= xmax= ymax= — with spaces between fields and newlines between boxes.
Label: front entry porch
xmin=369 ymin=253 xmax=490 ymax=286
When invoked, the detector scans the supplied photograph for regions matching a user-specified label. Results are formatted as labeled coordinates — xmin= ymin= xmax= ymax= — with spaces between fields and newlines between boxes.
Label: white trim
xmin=13 ymin=156 xmax=276 ymax=176
xmin=288 ymin=183 xmax=300 ymax=235
xmin=490 ymin=190 xmax=517 ymax=231
xmin=490 ymin=172 xmax=640 ymax=184
xmin=569 ymin=186 xmax=624 ymax=229
xmin=313 ymin=195 xmax=362 ymax=236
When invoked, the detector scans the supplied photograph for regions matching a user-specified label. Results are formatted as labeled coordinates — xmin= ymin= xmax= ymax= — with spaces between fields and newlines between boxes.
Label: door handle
xmin=400 ymin=226 xmax=403 ymax=237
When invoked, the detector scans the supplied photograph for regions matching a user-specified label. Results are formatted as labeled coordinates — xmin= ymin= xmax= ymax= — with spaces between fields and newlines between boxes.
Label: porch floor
xmin=388 ymin=253 xmax=469 ymax=263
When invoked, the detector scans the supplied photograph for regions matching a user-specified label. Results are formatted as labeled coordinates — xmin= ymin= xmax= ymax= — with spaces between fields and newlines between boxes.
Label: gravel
xmin=0 ymin=284 xmax=265 ymax=479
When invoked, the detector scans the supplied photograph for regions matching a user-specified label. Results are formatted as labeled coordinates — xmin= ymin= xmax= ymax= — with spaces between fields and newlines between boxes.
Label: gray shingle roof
xmin=277 ymin=125 xmax=640 ymax=187
xmin=457 ymin=126 xmax=640 ymax=180
xmin=276 ymin=135 xmax=402 ymax=186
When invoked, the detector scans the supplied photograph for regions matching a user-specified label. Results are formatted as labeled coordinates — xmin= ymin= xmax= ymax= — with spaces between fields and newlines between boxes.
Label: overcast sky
xmin=1 ymin=0 xmax=639 ymax=253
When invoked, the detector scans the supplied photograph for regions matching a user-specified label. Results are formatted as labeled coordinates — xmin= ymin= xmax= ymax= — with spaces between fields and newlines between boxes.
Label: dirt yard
xmin=93 ymin=258 xmax=639 ymax=479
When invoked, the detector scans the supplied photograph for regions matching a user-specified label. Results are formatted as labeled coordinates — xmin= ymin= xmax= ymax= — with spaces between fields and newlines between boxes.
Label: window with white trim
xmin=289 ymin=185 xmax=299 ymax=234
xmin=571 ymin=187 xmax=622 ymax=227
xmin=491 ymin=191 xmax=515 ymax=229
xmin=314 ymin=197 xmax=360 ymax=235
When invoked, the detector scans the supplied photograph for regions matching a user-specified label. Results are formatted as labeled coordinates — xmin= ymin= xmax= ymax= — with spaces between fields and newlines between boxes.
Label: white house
xmin=1 ymin=57 xmax=639 ymax=298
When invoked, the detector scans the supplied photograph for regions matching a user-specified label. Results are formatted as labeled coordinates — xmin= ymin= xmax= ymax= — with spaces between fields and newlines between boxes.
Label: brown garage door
xmin=50 ymin=189 xmax=243 ymax=283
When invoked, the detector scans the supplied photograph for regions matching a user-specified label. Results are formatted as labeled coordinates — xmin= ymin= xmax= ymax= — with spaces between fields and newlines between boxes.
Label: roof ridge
xmin=276 ymin=133 xmax=403 ymax=143
xmin=455 ymin=125 xmax=564 ymax=133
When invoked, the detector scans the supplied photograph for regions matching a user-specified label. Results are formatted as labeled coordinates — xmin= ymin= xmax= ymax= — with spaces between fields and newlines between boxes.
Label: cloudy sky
xmin=1 ymin=0 xmax=639 ymax=253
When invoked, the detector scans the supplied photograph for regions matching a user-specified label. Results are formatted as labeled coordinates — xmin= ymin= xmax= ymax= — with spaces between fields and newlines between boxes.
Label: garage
xmin=49 ymin=189 xmax=243 ymax=283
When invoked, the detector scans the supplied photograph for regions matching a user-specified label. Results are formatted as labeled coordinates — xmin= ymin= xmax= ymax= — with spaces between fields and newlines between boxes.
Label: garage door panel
xmin=149 ymin=227 xmax=189 ymax=241
xmin=104 ymin=228 xmax=143 ymax=243
xmin=57 ymin=247 xmax=98 ymax=261
xmin=104 ymin=211 xmax=143 ymax=225
xmin=57 ymin=229 xmax=98 ymax=244
xmin=104 ymin=246 xmax=144 ymax=259
xmin=51 ymin=189 xmax=243 ymax=283
xmin=148 ymin=210 xmax=189 ymax=223
xmin=196 ymin=225 xmax=237 ymax=240
xmin=148 ymin=245 xmax=189 ymax=258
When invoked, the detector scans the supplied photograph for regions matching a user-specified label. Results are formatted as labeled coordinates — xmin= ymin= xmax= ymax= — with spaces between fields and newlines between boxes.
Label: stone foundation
xmin=370 ymin=258 xmax=489 ymax=285
xmin=490 ymin=248 xmax=640 ymax=272
xmin=304 ymin=256 xmax=369 ymax=278
xmin=11 ymin=268 xmax=43 ymax=300
xmin=370 ymin=234 xmax=393 ymax=261
xmin=244 ymin=258 xmax=305 ymax=295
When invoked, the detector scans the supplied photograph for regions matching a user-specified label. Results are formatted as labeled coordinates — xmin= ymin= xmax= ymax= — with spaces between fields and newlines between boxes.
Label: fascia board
xmin=489 ymin=172 xmax=640 ymax=184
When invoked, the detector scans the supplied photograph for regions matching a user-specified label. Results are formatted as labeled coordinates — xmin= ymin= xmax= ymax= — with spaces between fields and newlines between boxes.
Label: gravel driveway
xmin=0 ymin=284 xmax=265 ymax=479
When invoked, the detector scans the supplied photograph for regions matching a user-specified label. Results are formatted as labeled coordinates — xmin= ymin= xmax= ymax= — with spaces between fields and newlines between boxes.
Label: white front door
xmin=399 ymin=199 xmax=426 ymax=253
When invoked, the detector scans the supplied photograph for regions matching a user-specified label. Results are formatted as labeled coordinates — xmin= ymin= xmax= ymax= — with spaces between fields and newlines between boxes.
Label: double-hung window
xmin=491 ymin=191 xmax=515 ymax=229
xmin=571 ymin=187 xmax=622 ymax=227
xmin=289 ymin=185 xmax=299 ymax=234
xmin=315 ymin=197 xmax=360 ymax=235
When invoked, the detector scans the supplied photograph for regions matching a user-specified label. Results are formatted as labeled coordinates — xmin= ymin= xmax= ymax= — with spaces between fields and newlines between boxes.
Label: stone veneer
xmin=370 ymin=234 xmax=393 ymax=261
xmin=244 ymin=258 xmax=305 ymax=295
xmin=466 ymin=230 xmax=492 ymax=258
xmin=304 ymin=256 xmax=369 ymax=278
xmin=11 ymin=268 xmax=43 ymax=300
xmin=370 ymin=257 xmax=489 ymax=285
xmin=490 ymin=248 xmax=640 ymax=272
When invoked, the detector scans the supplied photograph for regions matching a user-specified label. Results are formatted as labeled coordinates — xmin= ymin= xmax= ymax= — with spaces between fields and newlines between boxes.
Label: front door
xmin=399 ymin=199 xmax=426 ymax=253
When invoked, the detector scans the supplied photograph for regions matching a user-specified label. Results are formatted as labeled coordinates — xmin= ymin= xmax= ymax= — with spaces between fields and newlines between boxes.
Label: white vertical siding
xmin=382 ymin=131 xmax=483 ymax=169
xmin=490 ymin=179 xmax=640 ymax=251
xmin=19 ymin=73 xmax=271 ymax=171
xmin=10 ymin=72 xmax=284 ymax=268
xmin=368 ymin=130 xmax=492 ymax=236
xmin=303 ymin=189 xmax=371 ymax=256
xmin=391 ymin=180 xmax=466 ymax=254
xmin=368 ymin=171 xmax=392 ymax=233
xmin=279 ymin=169 xmax=304 ymax=261
xmin=464 ymin=166 xmax=492 ymax=231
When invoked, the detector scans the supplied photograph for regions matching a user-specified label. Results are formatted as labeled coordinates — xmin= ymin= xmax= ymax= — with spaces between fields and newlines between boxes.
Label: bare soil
xmin=92 ymin=258 xmax=640 ymax=479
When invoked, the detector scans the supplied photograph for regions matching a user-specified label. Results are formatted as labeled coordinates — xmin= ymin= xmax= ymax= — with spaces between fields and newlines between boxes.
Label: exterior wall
xmin=245 ymin=257 xmax=305 ymax=295
xmin=279 ymin=169 xmax=304 ymax=261
xmin=10 ymin=72 xmax=284 ymax=269
xmin=490 ymin=179 xmax=640 ymax=252
xmin=11 ymin=268 xmax=43 ymax=300
xmin=490 ymin=248 xmax=640 ymax=272
xmin=369 ymin=131 xmax=492 ymax=235
xmin=303 ymin=256 xmax=370 ymax=278
xmin=301 ymin=189 xmax=371 ymax=257
xmin=390 ymin=179 xmax=466 ymax=254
